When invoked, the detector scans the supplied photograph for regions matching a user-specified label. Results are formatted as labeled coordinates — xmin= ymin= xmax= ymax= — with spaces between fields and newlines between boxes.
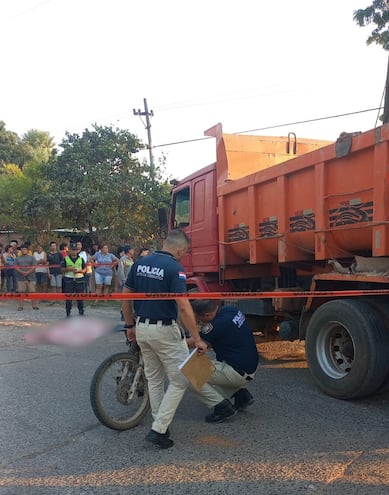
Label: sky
xmin=0 ymin=0 xmax=388 ymax=180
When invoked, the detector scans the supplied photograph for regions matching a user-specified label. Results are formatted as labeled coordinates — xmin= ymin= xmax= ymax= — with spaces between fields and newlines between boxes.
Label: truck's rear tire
xmin=366 ymin=300 xmax=389 ymax=392
xmin=305 ymin=299 xmax=389 ymax=399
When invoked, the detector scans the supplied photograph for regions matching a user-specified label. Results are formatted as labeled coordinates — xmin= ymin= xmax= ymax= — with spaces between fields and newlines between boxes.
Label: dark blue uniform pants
xmin=63 ymin=277 xmax=85 ymax=315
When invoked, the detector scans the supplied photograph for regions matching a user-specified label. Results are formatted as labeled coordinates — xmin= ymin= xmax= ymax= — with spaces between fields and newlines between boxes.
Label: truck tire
xmin=365 ymin=300 xmax=389 ymax=392
xmin=305 ymin=299 xmax=389 ymax=399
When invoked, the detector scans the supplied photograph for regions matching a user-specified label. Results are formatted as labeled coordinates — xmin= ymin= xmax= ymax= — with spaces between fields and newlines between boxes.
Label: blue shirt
xmin=125 ymin=250 xmax=187 ymax=320
xmin=93 ymin=252 xmax=116 ymax=276
xmin=199 ymin=305 xmax=259 ymax=374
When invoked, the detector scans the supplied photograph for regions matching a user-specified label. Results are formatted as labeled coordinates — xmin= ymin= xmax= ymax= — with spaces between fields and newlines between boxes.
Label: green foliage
xmin=22 ymin=129 xmax=55 ymax=167
xmin=45 ymin=124 xmax=170 ymax=246
xmin=354 ymin=1 xmax=389 ymax=49
xmin=0 ymin=121 xmax=25 ymax=167
xmin=0 ymin=124 xmax=55 ymax=169
xmin=0 ymin=121 xmax=171 ymax=246
xmin=0 ymin=164 xmax=32 ymax=230
xmin=0 ymin=126 xmax=58 ymax=242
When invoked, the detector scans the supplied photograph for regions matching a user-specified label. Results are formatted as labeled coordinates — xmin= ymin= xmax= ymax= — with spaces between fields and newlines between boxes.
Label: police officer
xmin=189 ymin=299 xmax=259 ymax=421
xmin=122 ymin=230 xmax=208 ymax=449
xmin=61 ymin=242 xmax=86 ymax=317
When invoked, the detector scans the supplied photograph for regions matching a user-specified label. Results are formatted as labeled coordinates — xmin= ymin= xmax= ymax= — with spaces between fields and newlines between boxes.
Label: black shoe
xmin=232 ymin=388 xmax=255 ymax=411
xmin=79 ymin=311 xmax=84 ymax=316
xmin=145 ymin=429 xmax=174 ymax=449
xmin=205 ymin=399 xmax=237 ymax=423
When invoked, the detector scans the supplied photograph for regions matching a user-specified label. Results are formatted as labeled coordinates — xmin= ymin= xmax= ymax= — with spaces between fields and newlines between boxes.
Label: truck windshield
xmin=173 ymin=187 xmax=190 ymax=228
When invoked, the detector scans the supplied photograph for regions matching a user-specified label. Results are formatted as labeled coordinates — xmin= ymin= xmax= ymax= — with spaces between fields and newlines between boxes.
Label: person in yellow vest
xmin=61 ymin=242 xmax=86 ymax=317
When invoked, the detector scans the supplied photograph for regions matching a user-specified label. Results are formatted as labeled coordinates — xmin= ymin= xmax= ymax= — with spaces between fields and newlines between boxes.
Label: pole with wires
xmin=133 ymin=98 xmax=155 ymax=179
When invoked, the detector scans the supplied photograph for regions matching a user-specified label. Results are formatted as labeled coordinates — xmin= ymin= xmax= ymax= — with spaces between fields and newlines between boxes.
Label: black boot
xmin=145 ymin=429 xmax=173 ymax=449
xmin=205 ymin=399 xmax=236 ymax=423
xmin=232 ymin=388 xmax=254 ymax=411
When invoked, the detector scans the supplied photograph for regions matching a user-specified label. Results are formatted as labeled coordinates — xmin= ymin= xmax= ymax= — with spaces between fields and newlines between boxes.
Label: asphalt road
xmin=0 ymin=299 xmax=389 ymax=495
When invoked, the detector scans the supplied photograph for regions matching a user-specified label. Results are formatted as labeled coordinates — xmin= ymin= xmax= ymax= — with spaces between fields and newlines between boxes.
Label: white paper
xmin=178 ymin=347 xmax=198 ymax=370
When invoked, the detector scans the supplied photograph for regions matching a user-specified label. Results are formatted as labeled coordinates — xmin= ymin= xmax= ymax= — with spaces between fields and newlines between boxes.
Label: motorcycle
xmin=90 ymin=338 xmax=150 ymax=430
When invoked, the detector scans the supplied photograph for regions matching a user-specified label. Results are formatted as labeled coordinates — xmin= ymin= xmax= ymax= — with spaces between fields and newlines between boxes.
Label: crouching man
xmin=188 ymin=299 xmax=259 ymax=423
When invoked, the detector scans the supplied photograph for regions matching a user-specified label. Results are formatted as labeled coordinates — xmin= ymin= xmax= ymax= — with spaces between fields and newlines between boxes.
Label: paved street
xmin=0 ymin=298 xmax=389 ymax=495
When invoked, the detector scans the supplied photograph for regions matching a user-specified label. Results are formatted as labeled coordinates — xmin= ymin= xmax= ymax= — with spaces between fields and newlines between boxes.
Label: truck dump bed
xmin=205 ymin=123 xmax=389 ymax=265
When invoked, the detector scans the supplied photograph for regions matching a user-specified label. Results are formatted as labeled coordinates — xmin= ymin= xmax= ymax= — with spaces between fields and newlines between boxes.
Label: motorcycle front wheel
xmin=90 ymin=352 xmax=150 ymax=430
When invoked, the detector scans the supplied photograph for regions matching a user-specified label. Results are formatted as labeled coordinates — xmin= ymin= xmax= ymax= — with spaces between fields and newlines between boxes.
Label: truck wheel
xmin=305 ymin=299 xmax=389 ymax=399
xmin=365 ymin=300 xmax=389 ymax=392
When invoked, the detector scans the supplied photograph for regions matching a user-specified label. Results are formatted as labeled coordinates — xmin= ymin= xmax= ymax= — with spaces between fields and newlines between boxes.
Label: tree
xmin=22 ymin=129 xmax=55 ymax=165
xmin=0 ymin=164 xmax=31 ymax=232
xmin=354 ymin=1 xmax=389 ymax=48
xmin=0 ymin=123 xmax=55 ymax=169
xmin=113 ymin=154 xmax=172 ymax=247
xmin=0 ymin=121 xmax=25 ymax=167
xmin=45 ymin=124 xmax=170 ymax=246
xmin=0 ymin=126 xmax=58 ymax=243
xmin=354 ymin=2 xmax=389 ymax=122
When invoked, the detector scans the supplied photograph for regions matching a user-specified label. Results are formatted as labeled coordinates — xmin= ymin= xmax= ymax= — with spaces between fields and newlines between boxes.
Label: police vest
xmin=64 ymin=256 xmax=84 ymax=278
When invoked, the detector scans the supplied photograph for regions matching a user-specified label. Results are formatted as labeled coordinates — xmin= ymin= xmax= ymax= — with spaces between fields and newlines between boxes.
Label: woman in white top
xmin=33 ymin=244 xmax=49 ymax=293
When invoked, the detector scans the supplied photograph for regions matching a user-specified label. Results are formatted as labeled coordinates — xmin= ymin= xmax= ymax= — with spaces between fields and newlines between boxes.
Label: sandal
xmin=33 ymin=307 xmax=39 ymax=310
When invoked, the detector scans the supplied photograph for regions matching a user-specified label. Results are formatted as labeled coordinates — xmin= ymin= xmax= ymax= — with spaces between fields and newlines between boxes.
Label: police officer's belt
xmin=138 ymin=318 xmax=175 ymax=325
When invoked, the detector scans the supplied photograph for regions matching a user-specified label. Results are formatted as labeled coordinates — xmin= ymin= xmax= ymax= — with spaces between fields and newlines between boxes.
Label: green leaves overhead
xmin=354 ymin=1 xmax=389 ymax=49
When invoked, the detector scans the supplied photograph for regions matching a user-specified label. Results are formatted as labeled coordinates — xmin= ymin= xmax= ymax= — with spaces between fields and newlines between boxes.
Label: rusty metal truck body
xmin=167 ymin=123 xmax=389 ymax=399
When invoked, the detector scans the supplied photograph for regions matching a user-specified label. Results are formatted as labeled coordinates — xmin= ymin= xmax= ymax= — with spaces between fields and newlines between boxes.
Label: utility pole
xmin=133 ymin=98 xmax=154 ymax=178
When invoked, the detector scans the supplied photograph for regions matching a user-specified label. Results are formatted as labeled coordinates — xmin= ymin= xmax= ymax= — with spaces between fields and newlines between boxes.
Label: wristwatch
xmin=124 ymin=323 xmax=135 ymax=329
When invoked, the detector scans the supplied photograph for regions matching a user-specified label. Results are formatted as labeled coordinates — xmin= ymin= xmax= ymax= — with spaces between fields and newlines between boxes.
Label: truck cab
xmin=169 ymin=164 xmax=220 ymax=286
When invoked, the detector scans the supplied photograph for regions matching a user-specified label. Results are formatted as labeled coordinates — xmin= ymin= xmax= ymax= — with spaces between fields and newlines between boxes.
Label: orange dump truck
xmin=162 ymin=123 xmax=389 ymax=400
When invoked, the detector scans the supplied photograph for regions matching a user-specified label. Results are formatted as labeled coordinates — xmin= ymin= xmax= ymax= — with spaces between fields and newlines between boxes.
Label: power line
xmin=153 ymin=85 xmax=289 ymax=112
xmin=152 ymin=136 xmax=212 ymax=149
xmin=152 ymin=106 xmax=383 ymax=150
xmin=99 ymin=85 xmax=323 ymax=128
xmin=11 ymin=0 xmax=51 ymax=17
xmin=236 ymin=107 xmax=383 ymax=135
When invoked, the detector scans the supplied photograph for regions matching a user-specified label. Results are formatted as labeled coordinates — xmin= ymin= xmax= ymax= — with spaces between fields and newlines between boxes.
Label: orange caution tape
xmin=1 ymin=289 xmax=389 ymax=301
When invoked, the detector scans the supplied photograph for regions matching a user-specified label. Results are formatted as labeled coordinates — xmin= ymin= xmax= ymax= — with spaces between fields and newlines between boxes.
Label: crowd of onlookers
xmin=0 ymin=239 xmax=150 ymax=314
